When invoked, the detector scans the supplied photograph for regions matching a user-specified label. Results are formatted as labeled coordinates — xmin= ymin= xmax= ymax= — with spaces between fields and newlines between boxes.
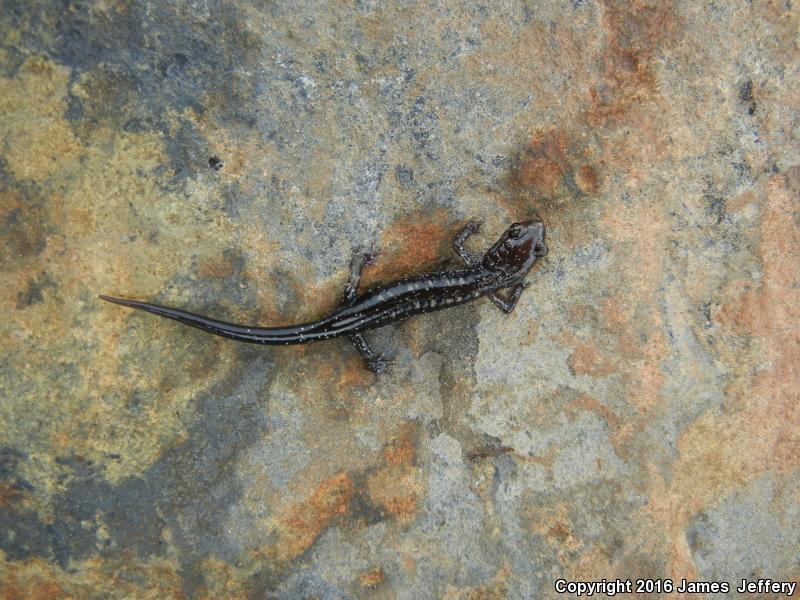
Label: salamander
xmin=100 ymin=217 xmax=547 ymax=373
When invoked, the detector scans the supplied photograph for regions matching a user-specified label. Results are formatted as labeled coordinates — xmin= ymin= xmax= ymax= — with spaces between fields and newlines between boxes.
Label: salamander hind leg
xmin=349 ymin=333 xmax=393 ymax=374
xmin=342 ymin=248 xmax=379 ymax=304
xmin=488 ymin=281 xmax=530 ymax=314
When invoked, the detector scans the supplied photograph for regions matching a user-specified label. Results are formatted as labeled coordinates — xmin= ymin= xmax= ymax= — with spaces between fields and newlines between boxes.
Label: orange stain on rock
xmin=518 ymin=156 xmax=565 ymax=197
xmin=197 ymin=255 xmax=235 ymax=280
xmin=575 ymin=165 xmax=600 ymax=195
xmin=271 ymin=472 xmax=354 ymax=562
xmin=296 ymin=278 xmax=341 ymax=321
xmin=368 ymin=468 xmax=421 ymax=523
xmin=577 ymin=196 xmax=672 ymax=465
xmin=645 ymin=170 xmax=800 ymax=585
xmin=368 ymin=432 xmax=423 ymax=524
xmin=714 ymin=175 xmax=799 ymax=436
xmin=725 ymin=190 xmax=758 ymax=214
xmin=567 ymin=344 xmax=617 ymax=378
xmin=514 ymin=128 xmax=603 ymax=200
xmin=565 ymin=394 xmax=620 ymax=430
xmin=384 ymin=433 xmax=415 ymax=466
xmin=0 ymin=559 xmax=62 ymax=600
xmin=358 ymin=567 xmax=385 ymax=589
xmin=368 ymin=209 xmax=449 ymax=282
xmin=600 ymin=296 xmax=632 ymax=333
xmin=587 ymin=0 xmax=677 ymax=126
xmin=515 ymin=129 xmax=568 ymax=197
xmin=0 ymin=483 xmax=25 ymax=509
xmin=401 ymin=553 xmax=416 ymax=574
xmin=334 ymin=355 xmax=373 ymax=390
xmin=295 ymin=360 xmax=378 ymax=423
xmin=528 ymin=505 xmax=583 ymax=568
xmin=0 ymin=556 xmax=187 ymax=599
xmin=599 ymin=198 xmax=668 ymax=415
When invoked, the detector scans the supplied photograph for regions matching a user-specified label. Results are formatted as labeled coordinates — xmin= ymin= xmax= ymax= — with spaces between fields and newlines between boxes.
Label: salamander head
xmin=482 ymin=218 xmax=547 ymax=276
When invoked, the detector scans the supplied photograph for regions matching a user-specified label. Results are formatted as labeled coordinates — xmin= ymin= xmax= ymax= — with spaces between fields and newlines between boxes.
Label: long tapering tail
xmin=98 ymin=295 xmax=326 ymax=345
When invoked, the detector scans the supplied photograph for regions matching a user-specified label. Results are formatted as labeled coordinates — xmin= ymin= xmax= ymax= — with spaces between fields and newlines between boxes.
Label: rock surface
xmin=1 ymin=1 xmax=798 ymax=598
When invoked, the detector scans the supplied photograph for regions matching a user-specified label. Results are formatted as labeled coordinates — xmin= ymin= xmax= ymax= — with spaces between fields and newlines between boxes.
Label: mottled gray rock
xmin=1 ymin=0 xmax=798 ymax=598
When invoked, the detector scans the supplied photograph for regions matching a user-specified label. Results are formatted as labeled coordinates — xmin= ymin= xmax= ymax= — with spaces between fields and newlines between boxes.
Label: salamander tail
xmin=98 ymin=294 xmax=313 ymax=344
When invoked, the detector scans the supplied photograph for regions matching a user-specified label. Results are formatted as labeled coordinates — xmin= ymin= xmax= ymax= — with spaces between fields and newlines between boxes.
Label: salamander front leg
xmin=349 ymin=333 xmax=393 ymax=374
xmin=452 ymin=220 xmax=482 ymax=267
xmin=489 ymin=281 xmax=530 ymax=314
xmin=342 ymin=249 xmax=378 ymax=304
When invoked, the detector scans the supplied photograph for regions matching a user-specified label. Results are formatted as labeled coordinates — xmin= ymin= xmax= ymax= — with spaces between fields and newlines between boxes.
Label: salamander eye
xmin=507 ymin=225 xmax=525 ymax=239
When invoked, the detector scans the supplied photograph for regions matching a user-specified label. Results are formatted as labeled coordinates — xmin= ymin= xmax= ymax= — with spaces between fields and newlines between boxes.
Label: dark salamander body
xmin=101 ymin=218 xmax=547 ymax=373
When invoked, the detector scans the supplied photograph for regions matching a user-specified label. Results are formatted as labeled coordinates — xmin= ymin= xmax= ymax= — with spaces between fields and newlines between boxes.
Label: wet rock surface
xmin=1 ymin=1 xmax=798 ymax=598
